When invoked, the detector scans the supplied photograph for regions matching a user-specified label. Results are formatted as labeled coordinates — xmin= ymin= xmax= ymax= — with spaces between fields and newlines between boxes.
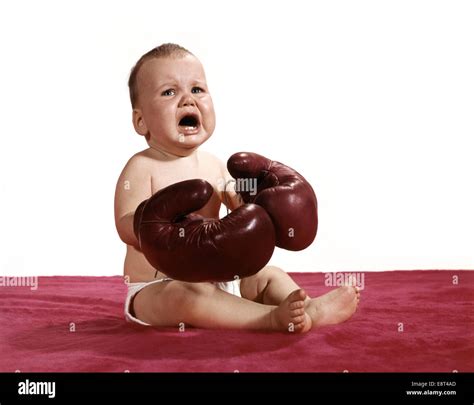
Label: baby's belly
xmin=124 ymin=245 xmax=167 ymax=283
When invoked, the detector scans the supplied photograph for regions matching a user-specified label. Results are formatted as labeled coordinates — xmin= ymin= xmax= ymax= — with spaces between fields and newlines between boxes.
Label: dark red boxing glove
xmin=133 ymin=179 xmax=276 ymax=282
xmin=227 ymin=152 xmax=318 ymax=251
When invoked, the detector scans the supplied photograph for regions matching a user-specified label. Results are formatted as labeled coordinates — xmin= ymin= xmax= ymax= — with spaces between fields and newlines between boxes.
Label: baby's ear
xmin=132 ymin=109 xmax=148 ymax=136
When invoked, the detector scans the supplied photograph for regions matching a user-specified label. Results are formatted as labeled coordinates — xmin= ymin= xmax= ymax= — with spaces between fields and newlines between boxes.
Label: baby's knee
xmin=260 ymin=265 xmax=286 ymax=278
xmin=180 ymin=281 xmax=217 ymax=296
xmin=162 ymin=281 xmax=216 ymax=306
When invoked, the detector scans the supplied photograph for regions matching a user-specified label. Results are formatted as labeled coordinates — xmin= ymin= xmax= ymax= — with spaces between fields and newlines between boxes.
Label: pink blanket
xmin=0 ymin=271 xmax=472 ymax=372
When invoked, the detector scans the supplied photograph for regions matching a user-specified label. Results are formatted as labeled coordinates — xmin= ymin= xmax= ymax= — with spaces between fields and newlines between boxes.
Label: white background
xmin=0 ymin=0 xmax=473 ymax=276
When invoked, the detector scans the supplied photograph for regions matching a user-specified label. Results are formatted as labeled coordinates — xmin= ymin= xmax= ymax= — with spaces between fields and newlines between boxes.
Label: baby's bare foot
xmin=270 ymin=289 xmax=312 ymax=333
xmin=305 ymin=282 xmax=360 ymax=328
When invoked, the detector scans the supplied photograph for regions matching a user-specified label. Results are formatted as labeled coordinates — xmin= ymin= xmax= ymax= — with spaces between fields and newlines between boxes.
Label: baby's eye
xmin=191 ymin=87 xmax=204 ymax=94
xmin=161 ymin=89 xmax=175 ymax=96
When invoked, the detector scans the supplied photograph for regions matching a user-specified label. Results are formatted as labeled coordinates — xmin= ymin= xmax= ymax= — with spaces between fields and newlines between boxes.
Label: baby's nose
xmin=179 ymin=95 xmax=196 ymax=108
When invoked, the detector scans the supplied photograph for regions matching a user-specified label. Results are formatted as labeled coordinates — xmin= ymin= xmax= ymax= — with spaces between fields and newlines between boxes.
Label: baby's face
xmin=134 ymin=54 xmax=216 ymax=156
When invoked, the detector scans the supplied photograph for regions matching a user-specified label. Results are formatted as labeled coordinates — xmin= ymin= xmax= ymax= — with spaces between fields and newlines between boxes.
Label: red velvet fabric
xmin=0 ymin=271 xmax=472 ymax=372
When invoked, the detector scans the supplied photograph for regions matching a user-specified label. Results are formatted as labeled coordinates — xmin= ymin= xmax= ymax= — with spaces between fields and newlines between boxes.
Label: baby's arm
xmin=114 ymin=155 xmax=152 ymax=249
xmin=218 ymin=160 xmax=243 ymax=212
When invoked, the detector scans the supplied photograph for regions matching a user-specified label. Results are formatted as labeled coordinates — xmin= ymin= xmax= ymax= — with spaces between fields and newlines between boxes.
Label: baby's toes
xmin=289 ymin=289 xmax=307 ymax=303
xmin=290 ymin=300 xmax=305 ymax=310
xmin=292 ymin=314 xmax=307 ymax=325
xmin=290 ymin=307 xmax=305 ymax=318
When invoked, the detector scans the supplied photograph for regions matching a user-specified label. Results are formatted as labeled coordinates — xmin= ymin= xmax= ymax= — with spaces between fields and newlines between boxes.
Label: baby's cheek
xmin=202 ymin=100 xmax=214 ymax=111
xmin=204 ymin=114 xmax=216 ymax=134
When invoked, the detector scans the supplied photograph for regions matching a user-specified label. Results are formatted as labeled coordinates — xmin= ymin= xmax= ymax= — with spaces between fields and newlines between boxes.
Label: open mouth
xmin=178 ymin=114 xmax=200 ymax=130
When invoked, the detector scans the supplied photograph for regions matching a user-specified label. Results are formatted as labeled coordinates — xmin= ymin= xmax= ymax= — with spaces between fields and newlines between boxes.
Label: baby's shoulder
xmin=120 ymin=149 xmax=154 ymax=176
xmin=121 ymin=150 xmax=153 ymax=182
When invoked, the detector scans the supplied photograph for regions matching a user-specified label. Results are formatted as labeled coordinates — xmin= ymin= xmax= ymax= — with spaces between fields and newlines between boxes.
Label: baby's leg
xmin=240 ymin=265 xmax=302 ymax=305
xmin=132 ymin=280 xmax=311 ymax=332
xmin=240 ymin=266 xmax=361 ymax=328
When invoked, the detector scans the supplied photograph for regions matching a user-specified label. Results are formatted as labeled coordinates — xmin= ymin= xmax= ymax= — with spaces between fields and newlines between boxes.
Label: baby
xmin=114 ymin=43 xmax=360 ymax=333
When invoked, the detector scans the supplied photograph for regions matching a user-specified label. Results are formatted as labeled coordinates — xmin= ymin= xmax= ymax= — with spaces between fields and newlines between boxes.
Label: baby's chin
xmin=178 ymin=132 xmax=210 ymax=146
xmin=148 ymin=132 xmax=212 ymax=156
xmin=175 ymin=131 xmax=212 ymax=148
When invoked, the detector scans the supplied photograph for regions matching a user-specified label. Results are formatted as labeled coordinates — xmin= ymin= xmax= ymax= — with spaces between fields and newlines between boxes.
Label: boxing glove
xmin=227 ymin=152 xmax=318 ymax=251
xmin=133 ymin=179 xmax=276 ymax=282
